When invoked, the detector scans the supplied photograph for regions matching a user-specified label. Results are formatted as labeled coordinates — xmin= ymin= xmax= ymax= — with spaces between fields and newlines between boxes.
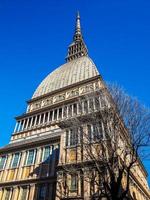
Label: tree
xmin=57 ymin=83 xmax=150 ymax=200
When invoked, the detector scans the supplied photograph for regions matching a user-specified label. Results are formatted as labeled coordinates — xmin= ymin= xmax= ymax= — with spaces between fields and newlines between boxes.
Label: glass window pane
xmin=66 ymin=130 xmax=69 ymax=146
xmin=71 ymin=175 xmax=77 ymax=191
xmin=26 ymin=150 xmax=35 ymax=165
xmin=0 ymin=156 xmax=6 ymax=170
xmin=21 ymin=187 xmax=27 ymax=200
xmin=87 ymin=125 xmax=92 ymax=141
xmin=11 ymin=153 xmax=20 ymax=168
xmin=43 ymin=146 xmax=50 ymax=163
xmin=38 ymin=185 xmax=46 ymax=200
xmin=5 ymin=189 xmax=11 ymax=200
xmin=70 ymin=129 xmax=77 ymax=146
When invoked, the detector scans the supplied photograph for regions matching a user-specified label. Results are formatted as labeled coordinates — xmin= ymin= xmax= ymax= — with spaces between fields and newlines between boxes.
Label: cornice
xmin=27 ymin=75 xmax=101 ymax=104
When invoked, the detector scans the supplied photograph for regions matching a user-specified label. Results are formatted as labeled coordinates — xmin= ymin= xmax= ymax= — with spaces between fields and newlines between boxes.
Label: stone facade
xmin=0 ymin=13 xmax=150 ymax=200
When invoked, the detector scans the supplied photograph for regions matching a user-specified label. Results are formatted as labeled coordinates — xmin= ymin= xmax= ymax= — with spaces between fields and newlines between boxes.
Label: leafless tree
xmin=57 ymin=83 xmax=150 ymax=200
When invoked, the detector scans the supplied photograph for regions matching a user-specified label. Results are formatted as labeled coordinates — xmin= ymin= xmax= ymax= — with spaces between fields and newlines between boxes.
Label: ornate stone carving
xmin=28 ymin=81 xmax=100 ymax=112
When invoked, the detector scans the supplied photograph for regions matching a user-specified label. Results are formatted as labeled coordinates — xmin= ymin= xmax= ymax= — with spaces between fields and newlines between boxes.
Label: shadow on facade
xmin=27 ymin=147 xmax=59 ymax=200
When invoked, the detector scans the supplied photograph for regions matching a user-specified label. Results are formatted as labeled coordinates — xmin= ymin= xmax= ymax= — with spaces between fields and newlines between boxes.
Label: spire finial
xmin=65 ymin=12 xmax=88 ymax=62
xmin=74 ymin=11 xmax=82 ymax=41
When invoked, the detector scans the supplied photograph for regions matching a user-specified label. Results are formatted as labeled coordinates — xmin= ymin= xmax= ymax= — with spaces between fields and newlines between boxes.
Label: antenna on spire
xmin=74 ymin=11 xmax=82 ymax=40
xmin=65 ymin=12 xmax=88 ymax=62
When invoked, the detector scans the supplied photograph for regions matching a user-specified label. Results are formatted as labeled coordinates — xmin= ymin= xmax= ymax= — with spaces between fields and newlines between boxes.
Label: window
xmin=93 ymin=123 xmax=102 ymax=141
xmin=88 ymin=123 xmax=103 ymax=142
xmin=84 ymin=100 xmax=88 ymax=113
xmin=87 ymin=125 xmax=92 ymax=141
xmin=11 ymin=153 xmax=20 ymax=168
xmin=21 ymin=187 xmax=28 ymax=200
xmin=70 ymin=175 xmax=77 ymax=191
xmin=70 ymin=129 xmax=78 ymax=146
xmin=99 ymin=92 xmax=106 ymax=107
xmin=66 ymin=130 xmax=69 ymax=146
xmin=5 ymin=189 xmax=11 ymax=200
xmin=58 ymin=108 xmax=62 ymax=119
xmin=42 ymin=146 xmax=50 ymax=163
xmin=65 ymin=129 xmax=78 ymax=147
xmin=89 ymin=99 xmax=94 ymax=111
xmin=26 ymin=150 xmax=35 ymax=166
xmin=0 ymin=156 xmax=6 ymax=170
xmin=95 ymin=96 xmax=100 ymax=110
xmin=73 ymin=104 xmax=77 ymax=115
xmin=38 ymin=185 xmax=46 ymax=200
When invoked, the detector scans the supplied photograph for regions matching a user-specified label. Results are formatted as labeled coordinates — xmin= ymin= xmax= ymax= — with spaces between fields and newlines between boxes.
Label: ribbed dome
xmin=32 ymin=56 xmax=99 ymax=99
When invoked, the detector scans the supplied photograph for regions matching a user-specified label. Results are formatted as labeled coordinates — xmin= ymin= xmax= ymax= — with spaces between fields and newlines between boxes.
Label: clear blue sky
xmin=0 ymin=0 xmax=150 ymax=181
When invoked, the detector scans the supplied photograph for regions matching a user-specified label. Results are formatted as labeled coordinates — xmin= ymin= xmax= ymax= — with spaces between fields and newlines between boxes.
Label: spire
xmin=74 ymin=11 xmax=82 ymax=40
xmin=66 ymin=12 xmax=88 ymax=62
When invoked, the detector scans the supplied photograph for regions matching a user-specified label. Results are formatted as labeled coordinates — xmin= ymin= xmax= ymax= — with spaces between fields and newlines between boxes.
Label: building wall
xmin=0 ymin=77 xmax=149 ymax=200
xmin=0 ymin=141 xmax=59 ymax=200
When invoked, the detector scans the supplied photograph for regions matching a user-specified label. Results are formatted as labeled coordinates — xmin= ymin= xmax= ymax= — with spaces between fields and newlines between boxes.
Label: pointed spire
xmin=74 ymin=11 xmax=82 ymax=40
xmin=66 ymin=12 xmax=88 ymax=62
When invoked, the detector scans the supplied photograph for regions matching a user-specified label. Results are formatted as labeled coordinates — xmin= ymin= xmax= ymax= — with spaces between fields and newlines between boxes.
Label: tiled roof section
xmin=32 ymin=56 xmax=99 ymax=99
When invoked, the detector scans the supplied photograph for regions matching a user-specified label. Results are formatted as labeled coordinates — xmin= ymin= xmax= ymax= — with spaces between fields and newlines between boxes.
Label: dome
xmin=32 ymin=56 xmax=99 ymax=99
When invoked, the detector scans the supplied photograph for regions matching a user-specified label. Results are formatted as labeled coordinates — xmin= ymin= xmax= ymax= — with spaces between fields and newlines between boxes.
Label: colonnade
xmin=14 ymin=95 xmax=109 ymax=133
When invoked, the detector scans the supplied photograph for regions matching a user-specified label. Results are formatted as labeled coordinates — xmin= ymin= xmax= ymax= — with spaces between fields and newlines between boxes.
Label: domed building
xmin=0 ymin=13 xmax=150 ymax=200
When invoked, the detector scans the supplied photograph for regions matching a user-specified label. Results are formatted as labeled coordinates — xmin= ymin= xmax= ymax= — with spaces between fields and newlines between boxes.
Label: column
xmin=28 ymin=184 xmax=35 ymax=200
xmin=2 ymin=189 xmax=6 ymax=200
xmin=25 ymin=118 xmax=30 ymax=129
xmin=72 ymin=104 xmax=74 ymax=117
xmin=3 ymin=154 xmax=13 ymax=181
xmin=18 ymin=187 xmax=22 ymax=200
xmin=66 ymin=106 xmax=69 ymax=118
xmin=17 ymin=121 xmax=21 ymax=132
xmin=21 ymin=119 xmax=26 ymax=131
xmin=38 ymin=114 xmax=42 ymax=125
xmin=17 ymin=151 xmax=26 ymax=180
xmin=34 ymin=115 xmax=38 ymax=127
xmin=11 ymin=186 xmax=19 ymax=200
xmin=26 ymin=186 xmax=30 ymax=200
xmin=98 ymin=96 xmax=101 ymax=108
xmin=0 ymin=188 xmax=3 ymax=200
xmin=47 ymin=111 xmax=50 ymax=123
xmin=52 ymin=110 xmax=55 ymax=121
xmin=13 ymin=122 xmax=18 ymax=133
xmin=57 ymin=109 xmax=59 ymax=121
xmin=43 ymin=113 xmax=46 ymax=124
xmin=93 ymin=97 xmax=96 ymax=110
xmin=101 ymin=122 xmax=105 ymax=139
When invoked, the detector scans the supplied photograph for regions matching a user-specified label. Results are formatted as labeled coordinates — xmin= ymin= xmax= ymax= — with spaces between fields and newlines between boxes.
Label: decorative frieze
xmin=27 ymin=80 xmax=102 ymax=112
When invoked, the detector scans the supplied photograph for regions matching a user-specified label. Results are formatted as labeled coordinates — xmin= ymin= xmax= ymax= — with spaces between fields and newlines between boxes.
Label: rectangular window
xmin=88 ymin=123 xmax=103 ymax=142
xmin=66 ymin=130 xmax=69 ymax=146
xmin=70 ymin=175 xmax=77 ymax=191
xmin=38 ymin=185 xmax=46 ymax=200
xmin=95 ymin=96 xmax=100 ymax=110
xmin=93 ymin=124 xmax=99 ymax=141
xmin=11 ymin=153 xmax=20 ymax=168
xmin=5 ymin=189 xmax=11 ymax=200
xmin=42 ymin=146 xmax=50 ymax=163
xmin=26 ymin=150 xmax=35 ymax=166
xmin=0 ymin=156 xmax=6 ymax=170
xmin=87 ymin=125 xmax=92 ymax=141
xmin=79 ymin=127 xmax=83 ymax=144
xmin=21 ymin=187 xmax=28 ymax=200
xmin=70 ymin=129 xmax=78 ymax=146
xmin=84 ymin=100 xmax=88 ymax=113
